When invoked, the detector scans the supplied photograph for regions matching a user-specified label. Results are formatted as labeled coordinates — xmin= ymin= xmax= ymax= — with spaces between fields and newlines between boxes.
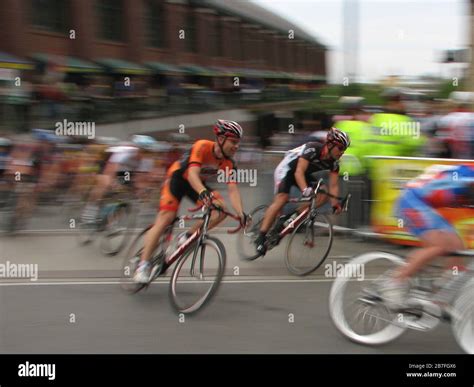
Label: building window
xmin=185 ymin=9 xmax=197 ymax=53
xmin=264 ymin=36 xmax=273 ymax=67
xmin=97 ymin=0 xmax=124 ymax=41
xmin=279 ymin=38 xmax=287 ymax=69
xmin=230 ymin=25 xmax=242 ymax=61
xmin=145 ymin=0 xmax=166 ymax=48
xmin=273 ymin=40 xmax=279 ymax=68
xmin=211 ymin=19 xmax=223 ymax=57
xmin=30 ymin=0 xmax=70 ymax=33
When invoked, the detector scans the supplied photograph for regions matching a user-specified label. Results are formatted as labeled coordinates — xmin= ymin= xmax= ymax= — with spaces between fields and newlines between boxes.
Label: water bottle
xmin=283 ymin=213 xmax=298 ymax=228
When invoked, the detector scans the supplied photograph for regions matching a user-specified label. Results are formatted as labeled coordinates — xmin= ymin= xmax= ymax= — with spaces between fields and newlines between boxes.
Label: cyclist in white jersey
xmin=255 ymin=128 xmax=351 ymax=255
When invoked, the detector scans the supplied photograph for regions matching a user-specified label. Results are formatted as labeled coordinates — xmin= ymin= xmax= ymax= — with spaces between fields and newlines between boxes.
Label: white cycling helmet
xmin=131 ymin=134 xmax=159 ymax=151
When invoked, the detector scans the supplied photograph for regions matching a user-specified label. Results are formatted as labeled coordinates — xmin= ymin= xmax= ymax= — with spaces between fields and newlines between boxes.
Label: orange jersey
xmin=167 ymin=139 xmax=237 ymax=184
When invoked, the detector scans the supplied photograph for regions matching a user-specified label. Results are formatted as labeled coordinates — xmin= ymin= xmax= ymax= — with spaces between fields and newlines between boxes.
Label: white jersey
xmin=107 ymin=146 xmax=139 ymax=172
xmin=137 ymin=157 xmax=154 ymax=173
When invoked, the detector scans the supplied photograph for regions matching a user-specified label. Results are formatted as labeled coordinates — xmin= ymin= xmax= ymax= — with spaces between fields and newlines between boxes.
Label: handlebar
xmin=287 ymin=178 xmax=351 ymax=214
xmin=186 ymin=203 xmax=243 ymax=234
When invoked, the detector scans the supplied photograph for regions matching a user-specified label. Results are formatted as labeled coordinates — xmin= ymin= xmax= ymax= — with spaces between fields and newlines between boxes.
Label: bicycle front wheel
xmin=169 ymin=236 xmax=226 ymax=315
xmin=285 ymin=214 xmax=333 ymax=276
xmin=329 ymin=251 xmax=408 ymax=345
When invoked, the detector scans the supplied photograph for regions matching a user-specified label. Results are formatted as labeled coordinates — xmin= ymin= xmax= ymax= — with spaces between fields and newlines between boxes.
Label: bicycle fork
xmin=190 ymin=242 xmax=207 ymax=280
xmin=190 ymin=211 xmax=211 ymax=280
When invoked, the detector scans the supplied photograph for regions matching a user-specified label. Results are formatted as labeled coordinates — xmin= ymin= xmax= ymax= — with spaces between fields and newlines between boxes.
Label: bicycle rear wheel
xmin=120 ymin=226 xmax=151 ymax=293
xmin=169 ymin=236 xmax=226 ymax=315
xmin=285 ymin=214 xmax=333 ymax=276
xmin=237 ymin=204 xmax=268 ymax=261
xmin=452 ymin=278 xmax=474 ymax=354
xmin=1 ymin=190 xmax=18 ymax=233
xmin=120 ymin=224 xmax=172 ymax=293
xmin=101 ymin=202 xmax=135 ymax=256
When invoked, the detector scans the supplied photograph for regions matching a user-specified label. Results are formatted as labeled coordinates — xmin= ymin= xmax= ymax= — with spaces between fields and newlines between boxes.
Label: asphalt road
xmin=0 ymin=229 xmax=466 ymax=354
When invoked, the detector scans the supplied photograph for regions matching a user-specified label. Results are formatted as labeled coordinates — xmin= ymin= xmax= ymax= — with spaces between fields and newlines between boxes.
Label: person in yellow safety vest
xmin=333 ymin=97 xmax=372 ymax=177
xmin=368 ymin=88 xmax=426 ymax=159
xmin=333 ymin=120 xmax=371 ymax=177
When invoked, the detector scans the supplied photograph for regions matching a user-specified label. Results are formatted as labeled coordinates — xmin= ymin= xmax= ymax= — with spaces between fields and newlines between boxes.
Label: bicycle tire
xmin=329 ymin=251 xmax=408 ymax=345
xmin=237 ymin=204 xmax=268 ymax=261
xmin=120 ymin=224 xmax=172 ymax=293
xmin=169 ymin=236 xmax=226 ymax=315
xmin=285 ymin=214 xmax=333 ymax=276
xmin=120 ymin=225 xmax=152 ymax=294
xmin=100 ymin=202 xmax=134 ymax=256
xmin=451 ymin=277 xmax=474 ymax=354
xmin=2 ymin=190 xmax=18 ymax=233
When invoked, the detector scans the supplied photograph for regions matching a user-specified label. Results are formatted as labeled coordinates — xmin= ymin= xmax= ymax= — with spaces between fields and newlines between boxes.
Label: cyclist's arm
xmin=295 ymin=157 xmax=309 ymax=192
xmin=328 ymin=172 xmax=340 ymax=207
xmin=188 ymin=165 xmax=207 ymax=194
xmin=102 ymin=161 xmax=119 ymax=179
xmin=227 ymin=183 xmax=244 ymax=217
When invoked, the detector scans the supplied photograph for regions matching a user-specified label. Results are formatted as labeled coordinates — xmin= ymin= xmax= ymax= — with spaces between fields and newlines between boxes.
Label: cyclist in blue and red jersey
xmin=383 ymin=164 xmax=474 ymax=308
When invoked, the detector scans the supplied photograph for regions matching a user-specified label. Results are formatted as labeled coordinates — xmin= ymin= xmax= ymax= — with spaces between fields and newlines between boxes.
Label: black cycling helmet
xmin=326 ymin=127 xmax=351 ymax=150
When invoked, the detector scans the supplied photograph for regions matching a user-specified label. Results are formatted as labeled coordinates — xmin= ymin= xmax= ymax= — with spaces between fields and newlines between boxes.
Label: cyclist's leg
xmin=396 ymin=230 xmax=464 ymax=280
xmin=260 ymin=193 xmax=289 ymax=234
xmin=89 ymin=173 xmax=112 ymax=202
xmin=394 ymin=191 xmax=464 ymax=281
xmin=140 ymin=177 xmax=180 ymax=263
xmin=81 ymin=172 xmax=112 ymax=221
xmin=87 ymin=160 xmax=117 ymax=203
xmin=260 ymin=163 xmax=293 ymax=234
xmin=254 ymin=193 xmax=288 ymax=255
xmin=252 ymin=168 xmax=292 ymax=254
xmin=140 ymin=210 xmax=176 ymax=261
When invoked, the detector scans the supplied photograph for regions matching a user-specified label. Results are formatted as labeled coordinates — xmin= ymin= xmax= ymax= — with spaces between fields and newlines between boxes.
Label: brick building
xmin=0 ymin=0 xmax=326 ymax=79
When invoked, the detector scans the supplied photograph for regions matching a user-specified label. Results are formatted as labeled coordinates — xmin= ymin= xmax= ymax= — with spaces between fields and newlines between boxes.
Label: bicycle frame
xmin=277 ymin=178 xmax=349 ymax=242
xmin=161 ymin=204 xmax=240 ymax=277
xmin=432 ymin=252 xmax=474 ymax=305
xmin=277 ymin=207 xmax=311 ymax=239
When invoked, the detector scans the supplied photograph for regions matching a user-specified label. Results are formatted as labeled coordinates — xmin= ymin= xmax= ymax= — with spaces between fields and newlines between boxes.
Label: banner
xmin=368 ymin=156 xmax=474 ymax=248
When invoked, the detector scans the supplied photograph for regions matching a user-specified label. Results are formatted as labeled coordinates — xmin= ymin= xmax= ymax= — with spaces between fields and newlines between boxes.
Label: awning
xmin=262 ymin=70 xmax=281 ymax=79
xmin=95 ymin=58 xmax=151 ymax=75
xmin=145 ymin=61 xmax=185 ymax=74
xmin=209 ymin=66 xmax=239 ymax=77
xmin=180 ymin=64 xmax=216 ymax=76
xmin=0 ymin=52 xmax=34 ymax=70
xmin=294 ymin=73 xmax=313 ymax=81
xmin=31 ymin=53 xmax=102 ymax=73
xmin=277 ymin=72 xmax=293 ymax=79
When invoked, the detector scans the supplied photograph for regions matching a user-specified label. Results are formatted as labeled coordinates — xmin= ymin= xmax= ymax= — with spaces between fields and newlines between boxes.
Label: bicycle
xmin=1 ymin=176 xmax=36 ymax=233
xmin=76 ymin=186 xmax=136 ymax=256
xmin=238 ymin=178 xmax=351 ymax=276
xmin=329 ymin=249 xmax=474 ymax=354
xmin=120 ymin=203 xmax=242 ymax=315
